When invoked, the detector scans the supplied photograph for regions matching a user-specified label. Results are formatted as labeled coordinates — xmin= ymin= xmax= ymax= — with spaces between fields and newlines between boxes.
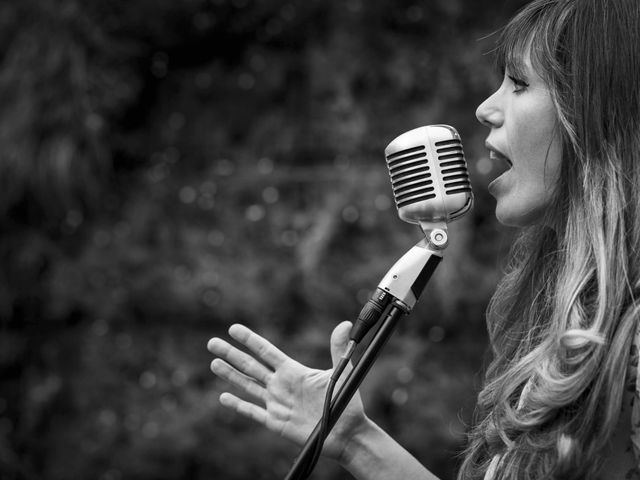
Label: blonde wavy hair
xmin=459 ymin=0 xmax=640 ymax=478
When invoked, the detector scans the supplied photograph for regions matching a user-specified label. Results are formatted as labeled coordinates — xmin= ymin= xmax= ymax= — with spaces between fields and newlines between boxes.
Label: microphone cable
xmin=299 ymin=341 xmax=356 ymax=478
xmin=293 ymin=291 xmax=392 ymax=479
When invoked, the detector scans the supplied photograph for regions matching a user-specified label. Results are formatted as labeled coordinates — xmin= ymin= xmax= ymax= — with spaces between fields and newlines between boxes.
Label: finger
xmin=219 ymin=392 xmax=269 ymax=426
xmin=330 ymin=321 xmax=353 ymax=367
xmin=211 ymin=358 xmax=267 ymax=402
xmin=228 ymin=324 xmax=289 ymax=369
xmin=208 ymin=337 xmax=272 ymax=384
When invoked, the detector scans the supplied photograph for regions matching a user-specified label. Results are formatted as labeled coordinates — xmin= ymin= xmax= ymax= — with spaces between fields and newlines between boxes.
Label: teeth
xmin=489 ymin=150 xmax=512 ymax=167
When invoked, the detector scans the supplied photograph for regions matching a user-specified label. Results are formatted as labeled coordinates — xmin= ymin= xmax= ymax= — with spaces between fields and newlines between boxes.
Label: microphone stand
xmin=284 ymin=304 xmax=404 ymax=480
xmin=284 ymin=226 xmax=448 ymax=480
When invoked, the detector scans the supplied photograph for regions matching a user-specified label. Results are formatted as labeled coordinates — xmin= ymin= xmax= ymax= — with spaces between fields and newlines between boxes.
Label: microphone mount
xmin=377 ymin=226 xmax=446 ymax=314
xmin=421 ymin=221 xmax=448 ymax=249
xmin=284 ymin=224 xmax=449 ymax=480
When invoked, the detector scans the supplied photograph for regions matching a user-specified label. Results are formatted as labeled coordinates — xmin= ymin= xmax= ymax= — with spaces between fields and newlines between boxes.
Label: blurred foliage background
xmin=0 ymin=0 xmax=528 ymax=479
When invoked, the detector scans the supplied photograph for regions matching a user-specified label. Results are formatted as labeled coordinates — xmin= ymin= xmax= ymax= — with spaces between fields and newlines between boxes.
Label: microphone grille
xmin=386 ymin=145 xmax=434 ymax=208
xmin=434 ymin=137 xmax=472 ymax=197
xmin=385 ymin=125 xmax=473 ymax=225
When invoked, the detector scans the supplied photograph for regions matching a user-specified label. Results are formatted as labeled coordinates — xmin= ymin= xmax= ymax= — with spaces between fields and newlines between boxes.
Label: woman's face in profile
xmin=475 ymin=52 xmax=563 ymax=227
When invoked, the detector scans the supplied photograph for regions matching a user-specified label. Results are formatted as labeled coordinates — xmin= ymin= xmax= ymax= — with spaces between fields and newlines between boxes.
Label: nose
xmin=475 ymin=90 xmax=503 ymax=128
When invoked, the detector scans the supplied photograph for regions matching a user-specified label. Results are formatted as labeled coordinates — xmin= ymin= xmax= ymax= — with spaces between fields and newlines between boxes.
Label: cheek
xmin=512 ymin=108 xmax=562 ymax=185
xmin=516 ymin=137 xmax=562 ymax=224
xmin=523 ymin=139 xmax=562 ymax=208
xmin=513 ymin=119 xmax=554 ymax=155
xmin=509 ymin=93 xmax=559 ymax=154
xmin=499 ymin=130 xmax=562 ymax=226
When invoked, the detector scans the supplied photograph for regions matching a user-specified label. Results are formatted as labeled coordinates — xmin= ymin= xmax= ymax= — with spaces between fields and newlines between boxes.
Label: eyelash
xmin=508 ymin=75 xmax=529 ymax=93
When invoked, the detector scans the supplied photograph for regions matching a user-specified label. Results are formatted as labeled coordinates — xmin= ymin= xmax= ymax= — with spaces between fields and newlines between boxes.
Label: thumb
xmin=330 ymin=321 xmax=353 ymax=368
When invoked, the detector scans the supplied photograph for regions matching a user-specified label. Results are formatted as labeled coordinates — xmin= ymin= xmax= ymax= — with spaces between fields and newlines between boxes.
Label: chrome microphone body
xmin=385 ymin=124 xmax=473 ymax=231
xmin=351 ymin=124 xmax=474 ymax=340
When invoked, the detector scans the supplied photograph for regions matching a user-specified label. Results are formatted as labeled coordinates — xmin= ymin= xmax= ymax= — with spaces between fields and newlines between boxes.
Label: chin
xmin=495 ymin=204 xmax=546 ymax=228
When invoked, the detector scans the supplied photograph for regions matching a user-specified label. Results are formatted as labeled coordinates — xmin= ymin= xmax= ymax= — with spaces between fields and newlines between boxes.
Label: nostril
xmin=476 ymin=90 xmax=503 ymax=128
xmin=477 ymin=109 xmax=503 ymax=129
xmin=477 ymin=116 xmax=493 ymax=128
xmin=475 ymin=104 xmax=493 ymax=127
xmin=476 ymin=112 xmax=494 ymax=128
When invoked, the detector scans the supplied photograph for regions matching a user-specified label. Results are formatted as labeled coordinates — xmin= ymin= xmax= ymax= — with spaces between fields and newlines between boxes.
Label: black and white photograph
xmin=1 ymin=1 xmax=639 ymax=479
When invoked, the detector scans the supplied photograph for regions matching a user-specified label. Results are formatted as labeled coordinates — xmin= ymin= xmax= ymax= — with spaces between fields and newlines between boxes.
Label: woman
xmin=207 ymin=0 xmax=640 ymax=478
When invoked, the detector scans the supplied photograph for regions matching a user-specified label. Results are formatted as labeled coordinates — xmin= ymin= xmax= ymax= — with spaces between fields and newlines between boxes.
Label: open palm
xmin=207 ymin=322 xmax=367 ymax=462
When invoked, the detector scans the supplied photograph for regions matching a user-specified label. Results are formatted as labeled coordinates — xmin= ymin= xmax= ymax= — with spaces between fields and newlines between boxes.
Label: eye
xmin=508 ymin=75 xmax=530 ymax=93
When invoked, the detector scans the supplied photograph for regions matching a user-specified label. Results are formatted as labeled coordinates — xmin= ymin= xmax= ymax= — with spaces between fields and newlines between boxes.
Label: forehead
xmin=494 ymin=1 xmax=567 ymax=83
xmin=496 ymin=31 xmax=538 ymax=79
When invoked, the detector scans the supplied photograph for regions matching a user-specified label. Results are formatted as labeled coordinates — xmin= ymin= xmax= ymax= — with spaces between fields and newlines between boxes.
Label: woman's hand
xmin=207 ymin=321 xmax=368 ymax=462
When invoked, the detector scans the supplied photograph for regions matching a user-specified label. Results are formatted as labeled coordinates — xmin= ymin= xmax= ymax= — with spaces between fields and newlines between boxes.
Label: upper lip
xmin=485 ymin=141 xmax=512 ymax=166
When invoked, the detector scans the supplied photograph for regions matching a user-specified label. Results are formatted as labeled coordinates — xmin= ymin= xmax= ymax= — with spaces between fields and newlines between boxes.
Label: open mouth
xmin=489 ymin=150 xmax=513 ymax=172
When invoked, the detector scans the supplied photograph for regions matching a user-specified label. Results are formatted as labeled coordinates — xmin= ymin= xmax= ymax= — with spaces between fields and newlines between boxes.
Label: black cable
xmin=284 ymin=305 xmax=405 ymax=480
xmin=288 ymin=291 xmax=393 ymax=479
xmin=300 ymin=348 xmax=353 ymax=478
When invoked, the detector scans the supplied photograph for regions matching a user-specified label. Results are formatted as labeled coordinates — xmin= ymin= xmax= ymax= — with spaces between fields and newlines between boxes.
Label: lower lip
xmin=488 ymin=168 xmax=512 ymax=195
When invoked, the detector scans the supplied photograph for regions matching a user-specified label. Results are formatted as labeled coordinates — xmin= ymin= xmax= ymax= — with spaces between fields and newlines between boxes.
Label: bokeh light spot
xmin=262 ymin=186 xmax=279 ymax=204
xmin=428 ymin=325 xmax=446 ymax=343
xmin=281 ymin=230 xmax=299 ymax=246
xmin=397 ymin=366 xmax=415 ymax=383
xmin=202 ymin=289 xmax=221 ymax=307
xmin=92 ymin=319 xmax=109 ymax=337
xmin=142 ymin=421 xmax=160 ymax=438
xmin=98 ymin=409 xmax=117 ymax=427
xmin=257 ymin=157 xmax=274 ymax=174
xmin=246 ymin=204 xmax=266 ymax=222
xmin=139 ymin=371 xmax=157 ymax=389
xmin=391 ymin=387 xmax=409 ymax=406
xmin=179 ymin=186 xmax=197 ymax=204
xmin=342 ymin=205 xmax=359 ymax=223
xmin=66 ymin=209 xmax=84 ymax=228
xmin=171 ymin=369 xmax=189 ymax=387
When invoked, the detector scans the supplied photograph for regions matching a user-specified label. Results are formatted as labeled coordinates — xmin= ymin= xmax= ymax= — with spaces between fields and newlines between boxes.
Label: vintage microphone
xmin=284 ymin=125 xmax=474 ymax=480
